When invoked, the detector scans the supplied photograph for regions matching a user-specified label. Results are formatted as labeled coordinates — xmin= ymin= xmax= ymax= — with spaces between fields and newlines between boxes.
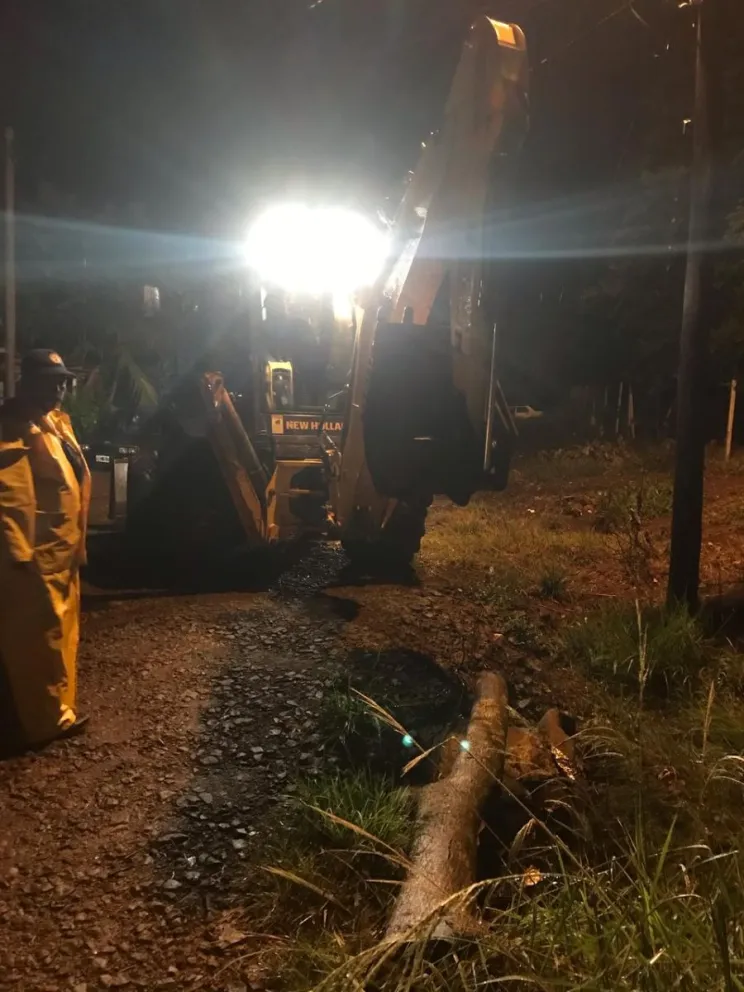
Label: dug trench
xmin=0 ymin=533 xmax=574 ymax=992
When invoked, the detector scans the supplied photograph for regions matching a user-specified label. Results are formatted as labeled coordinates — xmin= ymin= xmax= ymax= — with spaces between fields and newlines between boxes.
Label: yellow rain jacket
xmin=0 ymin=402 xmax=91 ymax=747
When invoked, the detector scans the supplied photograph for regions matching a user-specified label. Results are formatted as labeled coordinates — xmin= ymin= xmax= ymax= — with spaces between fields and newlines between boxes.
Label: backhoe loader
xmin=125 ymin=17 xmax=529 ymax=570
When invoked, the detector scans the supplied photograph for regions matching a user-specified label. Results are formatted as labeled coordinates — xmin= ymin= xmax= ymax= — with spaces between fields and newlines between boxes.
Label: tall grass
xmin=305 ymin=836 xmax=744 ymax=991
xmin=262 ymin=671 xmax=744 ymax=992
xmin=280 ymin=710 xmax=744 ymax=991
xmin=566 ymin=603 xmax=707 ymax=695
xmin=260 ymin=770 xmax=415 ymax=940
xmin=538 ymin=565 xmax=569 ymax=601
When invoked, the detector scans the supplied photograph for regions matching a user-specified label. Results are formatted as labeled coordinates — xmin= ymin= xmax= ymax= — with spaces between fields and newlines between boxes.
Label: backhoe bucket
xmin=363 ymin=320 xmax=483 ymax=506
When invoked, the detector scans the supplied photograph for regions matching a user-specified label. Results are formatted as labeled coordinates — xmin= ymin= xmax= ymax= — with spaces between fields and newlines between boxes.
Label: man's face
xmin=24 ymin=375 xmax=67 ymax=414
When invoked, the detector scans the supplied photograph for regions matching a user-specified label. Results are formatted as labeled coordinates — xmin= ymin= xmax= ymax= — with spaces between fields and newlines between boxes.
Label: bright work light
xmin=245 ymin=204 xmax=389 ymax=296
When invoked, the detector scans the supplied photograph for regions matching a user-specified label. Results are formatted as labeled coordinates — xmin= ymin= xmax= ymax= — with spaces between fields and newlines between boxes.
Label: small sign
xmin=271 ymin=414 xmax=344 ymax=436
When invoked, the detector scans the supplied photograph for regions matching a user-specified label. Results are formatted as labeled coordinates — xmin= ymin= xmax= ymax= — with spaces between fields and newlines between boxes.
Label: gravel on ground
xmin=0 ymin=533 xmax=562 ymax=992
xmin=0 ymin=577 xmax=347 ymax=992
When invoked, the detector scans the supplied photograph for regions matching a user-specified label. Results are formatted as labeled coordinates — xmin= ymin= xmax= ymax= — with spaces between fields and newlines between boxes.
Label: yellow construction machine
xmin=125 ymin=18 xmax=529 ymax=570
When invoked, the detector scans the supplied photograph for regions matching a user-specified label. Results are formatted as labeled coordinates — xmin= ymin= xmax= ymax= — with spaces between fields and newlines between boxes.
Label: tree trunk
xmin=386 ymin=672 xmax=508 ymax=940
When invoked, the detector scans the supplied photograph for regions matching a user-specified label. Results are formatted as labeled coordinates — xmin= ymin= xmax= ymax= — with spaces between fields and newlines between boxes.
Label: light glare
xmin=245 ymin=204 xmax=388 ymax=296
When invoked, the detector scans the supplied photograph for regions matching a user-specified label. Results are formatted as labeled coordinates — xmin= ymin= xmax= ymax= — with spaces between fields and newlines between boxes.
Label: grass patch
xmin=520 ymin=454 xmax=612 ymax=483
xmin=518 ymin=441 xmax=676 ymax=485
xmin=276 ymin=693 xmax=744 ymax=991
xmin=472 ymin=565 xmax=527 ymax=608
xmin=259 ymin=644 xmax=744 ymax=991
xmin=424 ymin=498 xmax=603 ymax=582
xmin=295 ymin=770 xmax=416 ymax=851
xmin=517 ymin=446 xmax=621 ymax=483
xmin=708 ymin=446 xmax=744 ymax=476
xmin=538 ymin=564 xmax=569 ymax=601
xmin=318 ymin=687 xmax=384 ymax=751
xmin=565 ymin=603 xmax=708 ymax=696
xmin=259 ymin=771 xmax=415 ymax=941
xmin=305 ymin=831 xmax=744 ymax=991
xmin=500 ymin=607 xmax=556 ymax=652
xmin=596 ymin=479 xmax=673 ymax=532
xmin=676 ymin=687 xmax=744 ymax=757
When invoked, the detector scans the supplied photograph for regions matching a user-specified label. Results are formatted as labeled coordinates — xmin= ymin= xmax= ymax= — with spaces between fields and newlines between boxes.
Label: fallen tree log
xmin=386 ymin=671 xmax=508 ymax=940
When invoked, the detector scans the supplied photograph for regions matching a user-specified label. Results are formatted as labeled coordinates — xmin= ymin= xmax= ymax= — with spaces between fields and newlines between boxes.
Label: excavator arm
xmin=332 ymin=18 xmax=529 ymax=547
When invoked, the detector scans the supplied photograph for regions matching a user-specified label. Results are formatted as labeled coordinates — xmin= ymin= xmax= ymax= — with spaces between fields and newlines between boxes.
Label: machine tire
xmin=342 ymin=498 xmax=430 ymax=572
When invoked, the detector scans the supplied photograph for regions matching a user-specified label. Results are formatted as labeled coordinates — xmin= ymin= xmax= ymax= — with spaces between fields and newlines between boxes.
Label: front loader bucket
xmin=126 ymin=373 xmax=268 ymax=564
xmin=127 ymin=435 xmax=250 ymax=564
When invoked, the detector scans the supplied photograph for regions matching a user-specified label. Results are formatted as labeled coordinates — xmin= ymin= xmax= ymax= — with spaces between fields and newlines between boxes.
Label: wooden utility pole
xmin=667 ymin=1 xmax=716 ymax=610
xmin=3 ymin=125 xmax=15 ymax=400
xmin=725 ymin=378 xmax=737 ymax=460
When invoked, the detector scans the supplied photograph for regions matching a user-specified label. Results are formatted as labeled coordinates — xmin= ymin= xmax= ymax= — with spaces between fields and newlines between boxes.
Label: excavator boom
xmin=333 ymin=17 xmax=529 ymax=544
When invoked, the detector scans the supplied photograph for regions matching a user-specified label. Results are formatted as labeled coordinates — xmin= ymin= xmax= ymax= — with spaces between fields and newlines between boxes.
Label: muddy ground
xmin=2 ymin=454 xmax=743 ymax=992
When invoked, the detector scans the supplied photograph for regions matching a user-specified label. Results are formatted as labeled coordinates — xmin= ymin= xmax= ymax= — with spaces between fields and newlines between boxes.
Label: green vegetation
xmin=518 ymin=445 xmax=629 ymax=483
xmin=64 ymin=382 xmax=105 ymax=442
xmin=566 ymin=603 xmax=708 ymax=695
xmin=424 ymin=500 xmax=603 ymax=584
xmin=318 ymin=686 xmax=384 ymax=751
xmin=596 ymin=479 xmax=673 ymax=532
xmin=258 ymin=770 xmax=414 ymax=947
xmin=307 ymin=838 xmax=744 ymax=991
xmin=268 ymin=687 xmax=744 ymax=990
xmin=295 ymin=771 xmax=416 ymax=852
xmin=538 ymin=564 xmax=569 ymax=601
xmin=245 ymin=449 xmax=744 ymax=990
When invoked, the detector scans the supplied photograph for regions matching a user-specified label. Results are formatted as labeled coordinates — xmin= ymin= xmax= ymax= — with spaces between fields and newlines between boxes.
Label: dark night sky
xmin=0 ymin=0 xmax=684 ymax=237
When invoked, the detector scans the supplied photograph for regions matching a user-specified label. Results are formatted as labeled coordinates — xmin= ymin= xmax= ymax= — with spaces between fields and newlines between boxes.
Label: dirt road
xmin=0 ymin=562 xmax=349 ymax=992
xmin=0 ymin=477 xmax=599 ymax=992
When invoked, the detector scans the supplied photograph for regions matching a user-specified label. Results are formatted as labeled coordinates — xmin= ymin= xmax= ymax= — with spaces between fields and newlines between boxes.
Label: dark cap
xmin=20 ymin=349 xmax=74 ymax=380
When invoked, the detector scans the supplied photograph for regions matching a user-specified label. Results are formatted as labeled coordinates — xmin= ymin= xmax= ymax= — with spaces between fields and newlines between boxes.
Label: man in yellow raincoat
xmin=0 ymin=349 xmax=91 ymax=752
